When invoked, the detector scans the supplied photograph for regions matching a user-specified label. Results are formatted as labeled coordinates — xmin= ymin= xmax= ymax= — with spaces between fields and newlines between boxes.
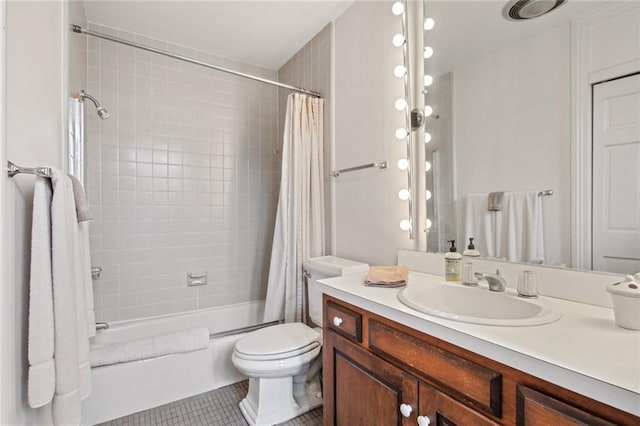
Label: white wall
xmin=1 ymin=1 xmax=69 ymax=424
xmin=453 ymin=23 xmax=572 ymax=266
xmin=333 ymin=1 xmax=418 ymax=266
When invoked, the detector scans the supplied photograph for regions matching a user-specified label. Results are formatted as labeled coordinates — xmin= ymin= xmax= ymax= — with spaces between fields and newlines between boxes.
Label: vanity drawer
xmin=516 ymin=385 xmax=616 ymax=426
xmin=325 ymin=301 xmax=362 ymax=342
xmin=368 ymin=319 xmax=502 ymax=418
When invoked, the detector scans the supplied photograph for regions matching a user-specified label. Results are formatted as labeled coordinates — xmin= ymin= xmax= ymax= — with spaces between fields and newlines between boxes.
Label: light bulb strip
xmin=400 ymin=0 xmax=414 ymax=240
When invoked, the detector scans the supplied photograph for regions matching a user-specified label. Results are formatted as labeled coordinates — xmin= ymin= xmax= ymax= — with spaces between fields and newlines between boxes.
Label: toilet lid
xmin=235 ymin=323 xmax=321 ymax=359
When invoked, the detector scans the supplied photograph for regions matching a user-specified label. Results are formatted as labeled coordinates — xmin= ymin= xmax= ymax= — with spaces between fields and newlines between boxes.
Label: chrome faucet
xmin=474 ymin=271 xmax=507 ymax=292
xmin=95 ymin=322 xmax=109 ymax=331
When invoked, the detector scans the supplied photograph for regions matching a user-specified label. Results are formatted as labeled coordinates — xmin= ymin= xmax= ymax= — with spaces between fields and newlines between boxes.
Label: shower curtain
xmin=68 ymin=97 xmax=85 ymax=185
xmin=263 ymin=93 xmax=325 ymax=323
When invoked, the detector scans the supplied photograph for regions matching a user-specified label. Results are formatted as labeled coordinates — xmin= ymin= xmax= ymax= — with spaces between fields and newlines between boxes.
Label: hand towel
xmin=462 ymin=194 xmax=496 ymax=257
xmin=90 ymin=327 xmax=210 ymax=367
xmin=364 ymin=265 xmax=409 ymax=288
xmin=496 ymin=191 xmax=545 ymax=263
xmin=67 ymin=174 xmax=92 ymax=222
xmin=28 ymin=177 xmax=55 ymax=408
xmin=488 ymin=191 xmax=504 ymax=211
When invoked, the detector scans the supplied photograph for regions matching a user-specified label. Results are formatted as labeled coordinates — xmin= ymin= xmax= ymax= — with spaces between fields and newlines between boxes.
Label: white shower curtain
xmin=263 ymin=93 xmax=325 ymax=323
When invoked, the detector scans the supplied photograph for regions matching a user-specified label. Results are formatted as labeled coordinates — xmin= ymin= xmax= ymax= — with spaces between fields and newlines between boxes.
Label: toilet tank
xmin=303 ymin=256 xmax=369 ymax=327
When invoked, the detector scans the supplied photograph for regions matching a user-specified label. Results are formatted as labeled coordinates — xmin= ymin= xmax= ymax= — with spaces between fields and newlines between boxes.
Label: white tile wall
xmin=86 ymin=23 xmax=281 ymax=322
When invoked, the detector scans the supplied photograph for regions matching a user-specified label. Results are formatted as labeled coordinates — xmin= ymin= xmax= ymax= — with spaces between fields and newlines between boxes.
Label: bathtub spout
xmin=96 ymin=322 xmax=109 ymax=331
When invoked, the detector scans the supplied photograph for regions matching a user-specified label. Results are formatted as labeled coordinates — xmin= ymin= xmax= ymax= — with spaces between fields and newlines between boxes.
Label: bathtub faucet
xmin=96 ymin=322 xmax=109 ymax=331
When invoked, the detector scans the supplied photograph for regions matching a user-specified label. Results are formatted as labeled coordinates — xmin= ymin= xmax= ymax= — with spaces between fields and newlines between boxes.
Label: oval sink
xmin=398 ymin=284 xmax=561 ymax=326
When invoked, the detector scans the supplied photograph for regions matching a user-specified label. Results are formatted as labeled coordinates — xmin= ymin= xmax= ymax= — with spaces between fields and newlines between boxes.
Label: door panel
xmin=592 ymin=74 xmax=640 ymax=273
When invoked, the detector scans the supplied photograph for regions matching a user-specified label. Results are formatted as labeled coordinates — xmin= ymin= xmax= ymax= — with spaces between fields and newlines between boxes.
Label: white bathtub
xmin=81 ymin=301 xmax=265 ymax=425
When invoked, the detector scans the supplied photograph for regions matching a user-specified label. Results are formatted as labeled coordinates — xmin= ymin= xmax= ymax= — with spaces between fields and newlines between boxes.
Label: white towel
xmin=50 ymin=169 xmax=91 ymax=425
xmin=90 ymin=327 xmax=210 ymax=367
xmin=28 ymin=177 xmax=55 ymax=408
xmin=462 ymin=194 xmax=497 ymax=257
xmin=496 ymin=192 xmax=545 ymax=263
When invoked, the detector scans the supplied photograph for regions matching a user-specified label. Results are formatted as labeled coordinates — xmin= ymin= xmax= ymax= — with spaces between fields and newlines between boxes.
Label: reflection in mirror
xmin=421 ymin=0 xmax=640 ymax=274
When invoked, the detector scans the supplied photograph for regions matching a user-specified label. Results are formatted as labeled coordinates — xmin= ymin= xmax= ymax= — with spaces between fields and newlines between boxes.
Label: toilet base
xmin=238 ymin=375 xmax=323 ymax=426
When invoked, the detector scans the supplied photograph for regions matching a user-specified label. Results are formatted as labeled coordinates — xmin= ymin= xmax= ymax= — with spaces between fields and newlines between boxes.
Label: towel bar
xmin=537 ymin=190 xmax=553 ymax=196
xmin=330 ymin=162 xmax=388 ymax=177
xmin=6 ymin=161 xmax=52 ymax=178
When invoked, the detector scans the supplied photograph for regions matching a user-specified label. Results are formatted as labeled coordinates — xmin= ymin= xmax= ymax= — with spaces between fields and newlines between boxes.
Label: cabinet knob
xmin=333 ymin=316 xmax=343 ymax=327
xmin=399 ymin=403 xmax=412 ymax=417
xmin=417 ymin=415 xmax=431 ymax=426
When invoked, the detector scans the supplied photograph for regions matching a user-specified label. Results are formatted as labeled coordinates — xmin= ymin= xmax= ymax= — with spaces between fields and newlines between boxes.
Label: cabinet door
xmin=418 ymin=382 xmax=500 ymax=426
xmin=516 ymin=385 xmax=616 ymax=426
xmin=324 ymin=330 xmax=416 ymax=426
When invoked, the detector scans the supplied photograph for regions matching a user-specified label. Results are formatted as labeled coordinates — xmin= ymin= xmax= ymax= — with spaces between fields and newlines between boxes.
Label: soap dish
xmin=607 ymin=277 xmax=640 ymax=331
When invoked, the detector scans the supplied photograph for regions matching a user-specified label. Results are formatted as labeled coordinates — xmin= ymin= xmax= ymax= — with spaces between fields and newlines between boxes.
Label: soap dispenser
xmin=463 ymin=238 xmax=480 ymax=257
xmin=444 ymin=240 xmax=462 ymax=282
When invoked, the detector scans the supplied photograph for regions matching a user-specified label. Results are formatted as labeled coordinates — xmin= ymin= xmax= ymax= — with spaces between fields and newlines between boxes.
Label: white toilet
xmin=232 ymin=256 xmax=369 ymax=426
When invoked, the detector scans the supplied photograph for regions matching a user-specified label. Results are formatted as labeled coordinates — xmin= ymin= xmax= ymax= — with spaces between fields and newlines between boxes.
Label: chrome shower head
xmin=96 ymin=107 xmax=111 ymax=120
xmin=79 ymin=90 xmax=110 ymax=120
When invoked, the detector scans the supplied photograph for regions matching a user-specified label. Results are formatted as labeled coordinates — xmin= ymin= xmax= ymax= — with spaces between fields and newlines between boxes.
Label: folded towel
xmin=364 ymin=265 xmax=409 ymax=288
xmin=28 ymin=177 xmax=55 ymax=408
xmin=50 ymin=169 xmax=90 ymax=426
xmin=90 ymin=327 xmax=210 ymax=367
xmin=67 ymin=174 xmax=92 ymax=222
xmin=488 ymin=192 xmax=504 ymax=211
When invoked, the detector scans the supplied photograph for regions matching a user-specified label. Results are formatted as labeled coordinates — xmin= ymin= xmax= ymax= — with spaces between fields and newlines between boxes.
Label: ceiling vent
xmin=503 ymin=0 xmax=567 ymax=21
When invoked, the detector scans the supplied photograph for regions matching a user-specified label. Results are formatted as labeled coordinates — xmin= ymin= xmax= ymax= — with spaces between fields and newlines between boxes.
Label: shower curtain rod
xmin=72 ymin=25 xmax=322 ymax=98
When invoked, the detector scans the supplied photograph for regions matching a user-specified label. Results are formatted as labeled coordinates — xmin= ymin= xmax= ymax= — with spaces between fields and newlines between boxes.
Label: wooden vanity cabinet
xmin=322 ymin=295 xmax=639 ymax=426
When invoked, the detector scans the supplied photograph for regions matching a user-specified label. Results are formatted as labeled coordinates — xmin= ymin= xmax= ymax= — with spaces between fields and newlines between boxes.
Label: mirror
xmin=421 ymin=0 xmax=640 ymax=274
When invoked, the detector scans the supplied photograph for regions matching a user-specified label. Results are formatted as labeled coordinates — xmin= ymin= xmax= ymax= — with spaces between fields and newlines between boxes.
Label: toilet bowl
xmin=231 ymin=256 xmax=369 ymax=426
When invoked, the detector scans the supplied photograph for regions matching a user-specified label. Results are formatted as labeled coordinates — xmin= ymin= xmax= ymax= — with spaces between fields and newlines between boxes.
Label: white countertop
xmin=317 ymin=271 xmax=640 ymax=416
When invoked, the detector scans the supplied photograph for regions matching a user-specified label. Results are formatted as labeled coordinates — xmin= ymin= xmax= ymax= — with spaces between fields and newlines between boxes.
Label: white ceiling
xmin=83 ymin=0 xmax=355 ymax=70
xmin=426 ymin=0 xmax=612 ymax=77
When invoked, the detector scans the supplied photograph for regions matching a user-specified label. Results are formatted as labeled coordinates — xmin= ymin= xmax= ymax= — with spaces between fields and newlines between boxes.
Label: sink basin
xmin=398 ymin=284 xmax=561 ymax=326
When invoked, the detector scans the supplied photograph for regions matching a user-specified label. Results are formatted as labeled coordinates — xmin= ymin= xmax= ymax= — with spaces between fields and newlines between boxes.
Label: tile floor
xmin=98 ymin=381 xmax=323 ymax=426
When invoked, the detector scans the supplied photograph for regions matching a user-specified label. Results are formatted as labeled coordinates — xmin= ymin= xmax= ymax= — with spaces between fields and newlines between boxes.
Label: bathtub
xmin=81 ymin=300 xmax=266 ymax=425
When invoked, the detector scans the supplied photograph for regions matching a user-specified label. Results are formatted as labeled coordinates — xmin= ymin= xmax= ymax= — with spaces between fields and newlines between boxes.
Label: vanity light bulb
xmin=424 ymin=105 xmax=433 ymax=117
xmin=395 ymin=128 xmax=409 ymax=139
xmin=398 ymin=189 xmax=410 ymax=201
xmin=392 ymin=2 xmax=405 ymax=15
xmin=397 ymin=159 xmax=409 ymax=170
xmin=425 ymin=190 xmax=432 ymax=200
xmin=426 ymin=219 xmax=433 ymax=229
xmin=394 ymin=65 xmax=408 ymax=78
xmin=399 ymin=219 xmax=411 ymax=231
xmin=395 ymin=98 xmax=407 ymax=110
xmin=424 ymin=46 xmax=434 ymax=59
xmin=425 ymin=161 xmax=432 ymax=171
xmin=392 ymin=34 xmax=406 ymax=47
xmin=424 ymin=132 xmax=432 ymax=143
xmin=424 ymin=18 xmax=435 ymax=31
xmin=424 ymin=74 xmax=434 ymax=86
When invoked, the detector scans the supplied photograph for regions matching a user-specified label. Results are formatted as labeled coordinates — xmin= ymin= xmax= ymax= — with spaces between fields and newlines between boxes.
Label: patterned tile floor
xmin=98 ymin=381 xmax=322 ymax=426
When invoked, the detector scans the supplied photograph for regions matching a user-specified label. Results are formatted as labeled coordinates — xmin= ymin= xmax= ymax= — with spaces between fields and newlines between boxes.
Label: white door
xmin=592 ymin=74 xmax=640 ymax=274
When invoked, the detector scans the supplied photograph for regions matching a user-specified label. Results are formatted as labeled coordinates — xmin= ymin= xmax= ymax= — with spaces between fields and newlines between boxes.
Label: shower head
xmin=79 ymin=90 xmax=110 ymax=120
xmin=96 ymin=107 xmax=111 ymax=120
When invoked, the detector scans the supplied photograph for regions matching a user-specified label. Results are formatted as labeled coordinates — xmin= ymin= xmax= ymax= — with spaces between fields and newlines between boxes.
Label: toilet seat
xmin=234 ymin=323 xmax=321 ymax=361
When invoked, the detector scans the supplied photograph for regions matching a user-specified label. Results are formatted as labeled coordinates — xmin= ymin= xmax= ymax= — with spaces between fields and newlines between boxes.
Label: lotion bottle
xmin=463 ymin=237 xmax=480 ymax=257
xmin=444 ymin=240 xmax=462 ymax=282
